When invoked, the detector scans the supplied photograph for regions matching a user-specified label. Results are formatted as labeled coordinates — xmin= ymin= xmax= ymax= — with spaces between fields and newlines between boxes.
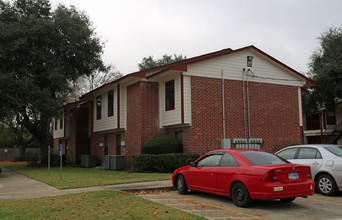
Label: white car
xmin=276 ymin=144 xmax=342 ymax=196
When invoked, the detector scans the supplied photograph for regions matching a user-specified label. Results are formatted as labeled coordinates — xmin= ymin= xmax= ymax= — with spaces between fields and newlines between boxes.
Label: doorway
xmin=116 ymin=134 xmax=121 ymax=155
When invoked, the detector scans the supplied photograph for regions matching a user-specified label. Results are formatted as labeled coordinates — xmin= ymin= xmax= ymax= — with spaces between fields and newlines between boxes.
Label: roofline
xmin=80 ymin=71 xmax=145 ymax=99
xmin=147 ymin=45 xmax=316 ymax=86
xmin=60 ymin=100 xmax=81 ymax=109
xmin=79 ymin=45 xmax=315 ymax=100
xmin=146 ymin=48 xmax=234 ymax=79
xmin=238 ymin=46 xmax=316 ymax=86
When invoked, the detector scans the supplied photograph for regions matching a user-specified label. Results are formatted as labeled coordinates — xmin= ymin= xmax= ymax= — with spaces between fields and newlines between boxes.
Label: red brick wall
xmin=123 ymin=82 xmax=143 ymax=167
xmin=183 ymin=76 xmax=303 ymax=155
xmin=140 ymin=81 xmax=164 ymax=142
xmin=55 ymin=76 xmax=304 ymax=166
xmin=123 ymin=81 xmax=164 ymax=167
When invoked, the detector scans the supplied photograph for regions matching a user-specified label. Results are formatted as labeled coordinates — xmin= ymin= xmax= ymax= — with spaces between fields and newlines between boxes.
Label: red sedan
xmin=172 ymin=149 xmax=314 ymax=207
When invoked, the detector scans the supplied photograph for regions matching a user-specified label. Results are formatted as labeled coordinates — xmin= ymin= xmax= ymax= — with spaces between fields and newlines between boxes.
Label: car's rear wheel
xmin=177 ymin=175 xmax=188 ymax=194
xmin=316 ymin=174 xmax=338 ymax=196
xmin=231 ymin=182 xmax=251 ymax=207
xmin=280 ymin=197 xmax=296 ymax=203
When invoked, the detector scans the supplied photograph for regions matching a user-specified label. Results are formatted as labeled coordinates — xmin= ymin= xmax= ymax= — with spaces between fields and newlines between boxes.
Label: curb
xmin=121 ymin=186 xmax=175 ymax=193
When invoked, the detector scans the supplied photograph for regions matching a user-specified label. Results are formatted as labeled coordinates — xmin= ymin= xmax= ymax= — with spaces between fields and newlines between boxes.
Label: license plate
xmin=288 ymin=172 xmax=299 ymax=180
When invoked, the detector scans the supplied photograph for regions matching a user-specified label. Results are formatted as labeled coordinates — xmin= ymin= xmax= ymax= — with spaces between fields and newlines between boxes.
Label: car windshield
xmin=324 ymin=145 xmax=342 ymax=157
xmin=239 ymin=151 xmax=289 ymax=165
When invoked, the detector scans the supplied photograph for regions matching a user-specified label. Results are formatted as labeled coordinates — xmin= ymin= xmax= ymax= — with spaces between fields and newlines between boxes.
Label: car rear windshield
xmin=324 ymin=145 xmax=342 ymax=157
xmin=239 ymin=151 xmax=289 ymax=165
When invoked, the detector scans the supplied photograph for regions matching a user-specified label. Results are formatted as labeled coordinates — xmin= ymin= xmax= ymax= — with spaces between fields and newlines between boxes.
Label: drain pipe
xmin=242 ymin=69 xmax=247 ymax=140
xmin=221 ymin=70 xmax=226 ymax=139
xmin=246 ymin=72 xmax=251 ymax=144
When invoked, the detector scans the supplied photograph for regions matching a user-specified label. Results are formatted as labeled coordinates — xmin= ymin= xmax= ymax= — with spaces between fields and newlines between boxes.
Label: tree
xmin=304 ymin=26 xmax=342 ymax=113
xmin=1 ymin=117 xmax=35 ymax=158
xmin=0 ymin=0 xmax=106 ymax=161
xmin=138 ymin=54 xmax=186 ymax=71
xmin=68 ymin=64 xmax=122 ymax=102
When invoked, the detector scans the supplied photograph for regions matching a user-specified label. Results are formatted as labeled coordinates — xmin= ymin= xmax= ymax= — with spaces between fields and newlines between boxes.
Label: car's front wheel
xmin=177 ymin=175 xmax=188 ymax=194
xmin=231 ymin=182 xmax=251 ymax=207
xmin=316 ymin=174 xmax=338 ymax=196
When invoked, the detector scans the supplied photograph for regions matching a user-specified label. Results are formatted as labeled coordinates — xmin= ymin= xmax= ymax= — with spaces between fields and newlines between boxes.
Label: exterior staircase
xmin=324 ymin=121 xmax=342 ymax=144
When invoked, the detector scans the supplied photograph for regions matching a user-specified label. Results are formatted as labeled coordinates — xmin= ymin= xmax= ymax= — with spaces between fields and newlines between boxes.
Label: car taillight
xmin=307 ymin=173 xmax=312 ymax=179
xmin=260 ymin=170 xmax=278 ymax=181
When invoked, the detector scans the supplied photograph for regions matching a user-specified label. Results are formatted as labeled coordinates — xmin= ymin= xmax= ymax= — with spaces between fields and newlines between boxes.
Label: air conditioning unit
xmin=110 ymin=155 xmax=126 ymax=170
xmin=81 ymin=155 xmax=97 ymax=168
xmin=105 ymin=155 xmax=111 ymax=169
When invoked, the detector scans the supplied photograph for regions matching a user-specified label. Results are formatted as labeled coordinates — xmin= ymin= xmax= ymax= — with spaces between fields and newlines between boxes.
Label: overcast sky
xmin=53 ymin=0 xmax=342 ymax=75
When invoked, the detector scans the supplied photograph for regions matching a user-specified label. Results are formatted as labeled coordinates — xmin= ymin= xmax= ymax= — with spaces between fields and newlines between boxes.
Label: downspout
xmin=242 ymin=69 xmax=247 ymax=140
xmin=246 ymin=72 xmax=251 ymax=144
xmin=221 ymin=70 xmax=226 ymax=139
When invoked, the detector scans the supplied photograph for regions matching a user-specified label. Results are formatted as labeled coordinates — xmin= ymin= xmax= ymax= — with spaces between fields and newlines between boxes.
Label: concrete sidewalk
xmin=0 ymin=167 xmax=174 ymax=201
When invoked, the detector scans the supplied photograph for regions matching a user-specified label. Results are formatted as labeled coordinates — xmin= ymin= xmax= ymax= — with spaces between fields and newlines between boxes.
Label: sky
xmin=53 ymin=0 xmax=342 ymax=75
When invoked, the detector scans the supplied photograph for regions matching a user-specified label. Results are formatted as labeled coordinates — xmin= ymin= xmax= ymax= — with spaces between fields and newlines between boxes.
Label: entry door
xmin=104 ymin=136 xmax=108 ymax=156
xmin=175 ymin=131 xmax=183 ymax=152
xmin=116 ymin=134 xmax=121 ymax=155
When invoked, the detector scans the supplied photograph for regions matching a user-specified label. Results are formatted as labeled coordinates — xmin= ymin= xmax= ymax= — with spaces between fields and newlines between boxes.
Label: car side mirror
xmin=190 ymin=161 xmax=197 ymax=167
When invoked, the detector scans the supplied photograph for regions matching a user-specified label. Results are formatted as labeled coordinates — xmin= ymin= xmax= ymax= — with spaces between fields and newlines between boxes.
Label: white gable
xmin=185 ymin=48 xmax=306 ymax=87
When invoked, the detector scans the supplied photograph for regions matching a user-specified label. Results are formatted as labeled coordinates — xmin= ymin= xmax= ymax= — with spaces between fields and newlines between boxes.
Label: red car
xmin=172 ymin=149 xmax=314 ymax=207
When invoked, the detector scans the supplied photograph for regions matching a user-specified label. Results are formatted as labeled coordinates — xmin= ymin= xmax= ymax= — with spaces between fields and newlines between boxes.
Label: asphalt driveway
xmin=140 ymin=190 xmax=342 ymax=220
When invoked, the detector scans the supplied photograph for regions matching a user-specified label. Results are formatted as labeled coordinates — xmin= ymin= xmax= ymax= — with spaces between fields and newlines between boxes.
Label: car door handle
xmin=312 ymin=162 xmax=319 ymax=165
xmin=211 ymin=172 xmax=215 ymax=175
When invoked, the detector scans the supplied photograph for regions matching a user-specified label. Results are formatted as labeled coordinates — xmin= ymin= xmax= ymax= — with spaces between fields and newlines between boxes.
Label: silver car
xmin=276 ymin=144 xmax=342 ymax=196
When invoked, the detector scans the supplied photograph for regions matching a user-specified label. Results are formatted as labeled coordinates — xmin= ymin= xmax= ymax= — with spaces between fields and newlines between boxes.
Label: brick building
xmin=53 ymin=45 xmax=315 ymax=167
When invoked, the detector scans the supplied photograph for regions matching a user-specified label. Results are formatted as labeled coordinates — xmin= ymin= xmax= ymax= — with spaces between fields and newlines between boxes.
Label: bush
xmin=25 ymin=153 xmax=40 ymax=166
xmin=142 ymin=134 xmax=180 ymax=154
xmin=132 ymin=153 xmax=200 ymax=173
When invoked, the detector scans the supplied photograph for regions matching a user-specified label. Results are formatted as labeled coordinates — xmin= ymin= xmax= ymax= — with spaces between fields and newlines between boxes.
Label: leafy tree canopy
xmin=138 ymin=54 xmax=186 ymax=71
xmin=304 ymin=26 xmax=342 ymax=113
xmin=0 ymin=0 xmax=106 ymax=156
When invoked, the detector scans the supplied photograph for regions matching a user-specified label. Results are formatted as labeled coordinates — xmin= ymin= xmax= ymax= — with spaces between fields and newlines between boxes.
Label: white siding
xmin=53 ymin=118 xmax=64 ymax=138
xmin=159 ymin=75 xmax=182 ymax=127
xmin=93 ymin=85 xmax=118 ymax=132
xmin=119 ymin=85 xmax=127 ymax=129
xmin=298 ymin=88 xmax=303 ymax=126
xmin=183 ymin=75 xmax=192 ymax=125
xmin=335 ymin=104 xmax=342 ymax=126
xmin=185 ymin=49 xmax=305 ymax=87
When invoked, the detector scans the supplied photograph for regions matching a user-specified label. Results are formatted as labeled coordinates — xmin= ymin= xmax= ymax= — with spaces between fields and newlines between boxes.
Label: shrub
xmin=25 ymin=153 xmax=40 ymax=166
xmin=142 ymin=134 xmax=180 ymax=154
xmin=132 ymin=153 xmax=200 ymax=173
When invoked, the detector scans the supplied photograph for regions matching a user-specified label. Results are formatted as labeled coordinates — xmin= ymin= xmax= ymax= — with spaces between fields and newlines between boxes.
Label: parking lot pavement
xmin=139 ymin=190 xmax=342 ymax=220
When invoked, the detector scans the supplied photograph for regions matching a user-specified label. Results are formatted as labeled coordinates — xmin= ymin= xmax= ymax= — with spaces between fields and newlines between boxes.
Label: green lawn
xmin=0 ymin=163 xmax=172 ymax=189
xmin=0 ymin=190 xmax=205 ymax=220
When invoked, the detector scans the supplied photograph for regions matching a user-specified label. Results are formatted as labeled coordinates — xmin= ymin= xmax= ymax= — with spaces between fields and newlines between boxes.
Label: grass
xmin=0 ymin=162 xmax=172 ymax=189
xmin=0 ymin=190 xmax=205 ymax=220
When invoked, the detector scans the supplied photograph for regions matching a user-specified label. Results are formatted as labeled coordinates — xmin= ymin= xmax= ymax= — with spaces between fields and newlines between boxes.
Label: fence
xmin=0 ymin=148 xmax=40 ymax=161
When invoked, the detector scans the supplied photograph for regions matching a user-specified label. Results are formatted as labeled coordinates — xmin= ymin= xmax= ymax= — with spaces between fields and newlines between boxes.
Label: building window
xmin=59 ymin=112 xmax=63 ymax=129
xmin=165 ymin=80 xmax=175 ymax=111
xmin=54 ymin=119 xmax=57 ymax=130
xmin=108 ymin=90 xmax=114 ymax=117
xmin=96 ymin=95 xmax=102 ymax=120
